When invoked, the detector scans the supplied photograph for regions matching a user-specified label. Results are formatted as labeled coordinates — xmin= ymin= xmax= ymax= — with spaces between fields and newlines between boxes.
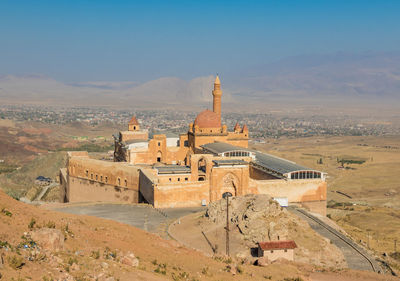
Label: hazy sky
xmin=1 ymin=0 xmax=399 ymax=82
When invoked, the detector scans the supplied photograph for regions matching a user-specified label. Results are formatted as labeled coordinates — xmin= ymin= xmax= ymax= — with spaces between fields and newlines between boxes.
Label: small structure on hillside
xmin=35 ymin=176 xmax=52 ymax=186
xmin=257 ymin=240 xmax=297 ymax=261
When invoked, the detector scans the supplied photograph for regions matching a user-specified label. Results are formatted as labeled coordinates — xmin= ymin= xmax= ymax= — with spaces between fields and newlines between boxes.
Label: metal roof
xmin=202 ymin=142 xmax=318 ymax=176
xmin=253 ymin=151 xmax=309 ymax=175
xmin=155 ymin=165 xmax=191 ymax=174
xmin=201 ymin=142 xmax=250 ymax=155
xmin=213 ymin=159 xmax=248 ymax=166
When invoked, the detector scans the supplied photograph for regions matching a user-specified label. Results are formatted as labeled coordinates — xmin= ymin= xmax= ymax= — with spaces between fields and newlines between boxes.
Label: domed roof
xmin=194 ymin=109 xmax=221 ymax=128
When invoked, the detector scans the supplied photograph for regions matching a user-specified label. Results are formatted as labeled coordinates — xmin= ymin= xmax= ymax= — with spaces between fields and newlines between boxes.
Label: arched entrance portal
xmin=220 ymin=173 xmax=238 ymax=198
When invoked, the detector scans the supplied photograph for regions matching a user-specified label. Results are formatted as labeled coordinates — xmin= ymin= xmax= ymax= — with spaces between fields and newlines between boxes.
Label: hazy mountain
xmin=227 ymin=52 xmax=400 ymax=103
xmin=1 ymin=52 xmax=399 ymax=108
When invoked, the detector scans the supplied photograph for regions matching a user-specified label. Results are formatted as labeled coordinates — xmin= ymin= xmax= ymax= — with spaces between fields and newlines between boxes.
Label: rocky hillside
xmin=205 ymin=194 xmax=346 ymax=268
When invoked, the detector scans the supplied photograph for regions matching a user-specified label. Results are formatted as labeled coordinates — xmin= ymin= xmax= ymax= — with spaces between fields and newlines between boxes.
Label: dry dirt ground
xmin=251 ymin=136 xmax=400 ymax=267
xmin=0 ymin=190 xmax=395 ymax=281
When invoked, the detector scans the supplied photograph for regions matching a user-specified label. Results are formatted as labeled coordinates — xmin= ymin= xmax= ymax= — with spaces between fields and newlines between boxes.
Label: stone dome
xmin=194 ymin=109 xmax=221 ymax=128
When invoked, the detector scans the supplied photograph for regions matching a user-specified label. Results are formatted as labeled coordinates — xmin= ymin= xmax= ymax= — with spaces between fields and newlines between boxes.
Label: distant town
xmin=1 ymin=104 xmax=399 ymax=138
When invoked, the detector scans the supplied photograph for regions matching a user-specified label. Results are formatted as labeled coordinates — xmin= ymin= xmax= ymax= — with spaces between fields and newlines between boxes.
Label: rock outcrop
xmin=28 ymin=228 xmax=65 ymax=252
xmin=205 ymin=194 xmax=347 ymax=268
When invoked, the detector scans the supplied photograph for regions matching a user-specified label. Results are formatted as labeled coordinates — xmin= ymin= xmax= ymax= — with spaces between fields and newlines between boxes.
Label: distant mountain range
xmin=1 ymin=52 xmax=399 ymax=108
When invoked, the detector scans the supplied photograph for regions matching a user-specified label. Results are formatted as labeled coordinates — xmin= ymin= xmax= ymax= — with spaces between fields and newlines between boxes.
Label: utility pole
xmin=226 ymin=195 xmax=230 ymax=256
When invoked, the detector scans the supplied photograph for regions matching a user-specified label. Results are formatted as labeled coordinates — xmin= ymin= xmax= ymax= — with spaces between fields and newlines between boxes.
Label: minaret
xmin=212 ymin=75 xmax=222 ymax=121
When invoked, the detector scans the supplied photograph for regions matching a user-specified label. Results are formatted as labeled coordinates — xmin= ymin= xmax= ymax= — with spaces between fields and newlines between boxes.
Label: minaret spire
xmin=212 ymin=75 xmax=222 ymax=121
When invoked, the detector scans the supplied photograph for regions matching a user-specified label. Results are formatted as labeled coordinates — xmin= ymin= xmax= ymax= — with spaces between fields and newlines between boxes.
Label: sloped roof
xmin=155 ymin=165 xmax=191 ymax=174
xmin=253 ymin=151 xmax=308 ymax=175
xmin=201 ymin=142 xmax=317 ymax=176
xmin=201 ymin=142 xmax=247 ymax=155
xmin=258 ymin=240 xmax=297 ymax=250
xmin=128 ymin=116 xmax=139 ymax=125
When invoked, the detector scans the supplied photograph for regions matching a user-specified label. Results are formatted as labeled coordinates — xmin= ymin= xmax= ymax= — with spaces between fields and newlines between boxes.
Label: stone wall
xmin=68 ymin=176 xmax=138 ymax=203
xmin=188 ymin=131 xmax=248 ymax=150
xmin=66 ymin=155 xmax=140 ymax=203
xmin=154 ymin=181 xmax=210 ymax=208
xmin=138 ymin=169 xmax=157 ymax=205
xmin=251 ymin=178 xmax=327 ymax=216
xmin=249 ymin=166 xmax=279 ymax=180
xmin=262 ymin=248 xmax=294 ymax=262
xmin=128 ymin=134 xmax=189 ymax=165
xmin=210 ymin=165 xmax=250 ymax=201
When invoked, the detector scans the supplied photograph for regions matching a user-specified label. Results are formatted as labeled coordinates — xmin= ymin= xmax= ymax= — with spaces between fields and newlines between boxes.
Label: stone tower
xmin=212 ymin=75 xmax=222 ymax=121
xmin=128 ymin=116 xmax=140 ymax=132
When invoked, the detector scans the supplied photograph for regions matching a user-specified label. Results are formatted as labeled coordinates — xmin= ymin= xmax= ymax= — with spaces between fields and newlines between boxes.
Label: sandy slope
xmin=0 ymin=190 xmax=395 ymax=281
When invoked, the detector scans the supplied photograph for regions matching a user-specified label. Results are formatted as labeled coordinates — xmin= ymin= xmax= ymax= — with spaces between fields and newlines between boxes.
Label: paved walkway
xmin=289 ymin=207 xmax=380 ymax=272
xmin=54 ymin=204 xmax=205 ymax=238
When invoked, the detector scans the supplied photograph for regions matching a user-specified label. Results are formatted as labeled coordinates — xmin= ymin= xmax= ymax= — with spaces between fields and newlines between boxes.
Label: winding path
xmin=289 ymin=206 xmax=381 ymax=272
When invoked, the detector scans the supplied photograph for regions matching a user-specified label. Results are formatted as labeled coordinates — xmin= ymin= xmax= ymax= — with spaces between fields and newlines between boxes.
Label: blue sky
xmin=1 ymin=0 xmax=399 ymax=82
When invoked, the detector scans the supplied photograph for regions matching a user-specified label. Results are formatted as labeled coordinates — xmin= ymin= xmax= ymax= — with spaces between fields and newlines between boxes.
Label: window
xmin=178 ymin=178 xmax=180 ymax=181
xmin=158 ymin=142 xmax=161 ymax=147
xmin=124 ymin=179 xmax=127 ymax=187
xmin=133 ymin=126 xmax=136 ymax=130
xmin=105 ymin=176 xmax=108 ymax=183
xmin=118 ymin=178 xmax=121 ymax=186
xmin=95 ymin=175 xmax=98 ymax=180
xmin=86 ymin=170 xmax=88 ymax=177
xmin=284 ymin=249 xmax=287 ymax=252
xmin=91 ymin=173 xmax=93 ymax=180
xmin=169 ymin=178 xmax=172 ymax=182
xmin=185 ymin=177 xmax=188 ymax=181
xmin=100 ymin=176 xmax=103 ymax=181
xmin=270 ymin=250 xmax=274 ymax=253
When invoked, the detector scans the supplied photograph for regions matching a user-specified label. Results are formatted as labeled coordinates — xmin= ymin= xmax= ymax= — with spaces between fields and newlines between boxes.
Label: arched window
xmin=198 ymin=158 xmax=207 ymax=173
xmin=157 ymin=151 xmax=162 ymax=162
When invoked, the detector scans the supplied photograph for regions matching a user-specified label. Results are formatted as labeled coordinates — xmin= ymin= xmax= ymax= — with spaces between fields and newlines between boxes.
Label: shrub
xmin=90 ymin=250 xmax=100 ymax=259
xmin=28 ymin=218 xmax=36 ymax=229
xmin=7 ymin=255 xmax=25 ymax=269
xmin=236 ymin=265 xmax=244 ymax=274
xmin=45 ymin=221 xmax=56 ymax=228
xmin=1 ymin=208 xmax=12 ymax=217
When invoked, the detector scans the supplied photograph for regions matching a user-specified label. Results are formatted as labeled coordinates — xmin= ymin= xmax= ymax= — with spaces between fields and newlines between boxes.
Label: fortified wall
xmin=64 ymin=152 xmax=140 ymax=203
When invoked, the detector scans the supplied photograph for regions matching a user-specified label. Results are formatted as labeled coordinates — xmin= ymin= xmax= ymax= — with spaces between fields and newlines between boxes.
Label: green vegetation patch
xmin=57 ymin=143 xmax=113 ymax=153
xmin=0 ymin=163 xmax=18 ymax=174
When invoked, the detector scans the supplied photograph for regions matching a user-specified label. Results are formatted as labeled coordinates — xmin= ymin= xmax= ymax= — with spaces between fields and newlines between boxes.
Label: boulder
xmin=257 ymin=256 xmax=270 ymax=267
xmin=29 ymin=228 xmax=64 ymax=252
xmin=120 ymin=252 xmax=139 ymax=267
xmin=56 ymin=273 xmax=74 ymax=281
